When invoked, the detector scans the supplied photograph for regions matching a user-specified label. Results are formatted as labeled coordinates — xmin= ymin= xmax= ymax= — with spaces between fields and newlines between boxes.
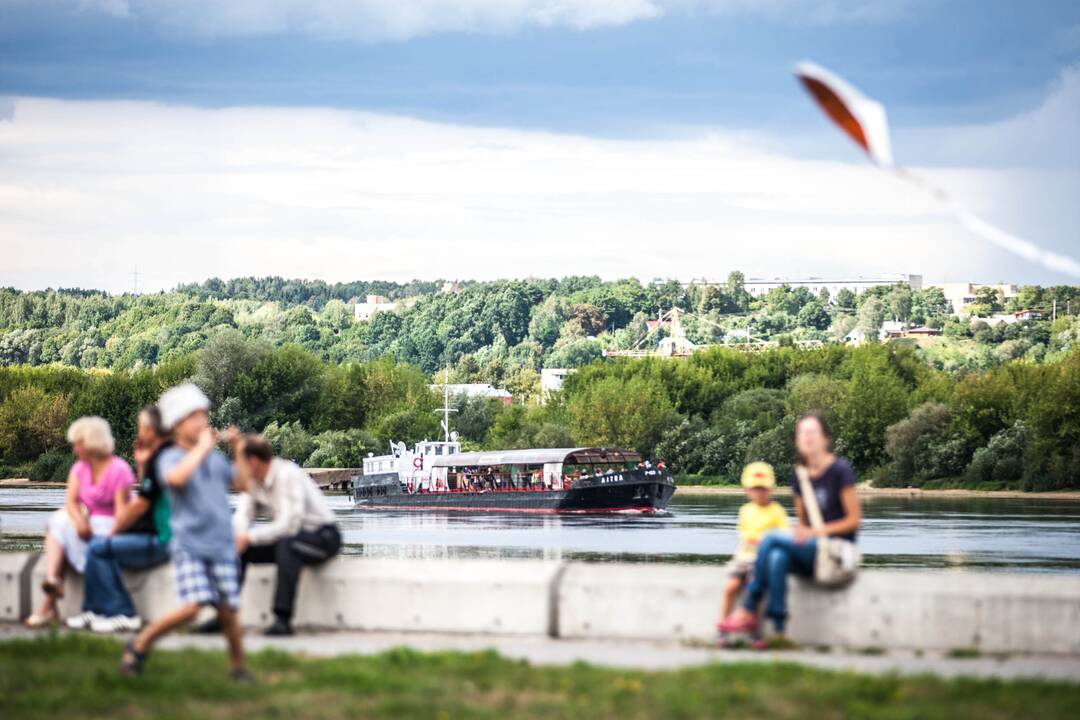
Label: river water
xmin=3 ymin=488 xmax=1079 ymax=573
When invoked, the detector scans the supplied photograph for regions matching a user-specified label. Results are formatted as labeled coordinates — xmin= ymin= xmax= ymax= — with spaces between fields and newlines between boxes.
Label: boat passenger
xmin=719 ymin=412 xmax=862 ymax=647
xmin=26 ymin=417 xmax=135 ymax=628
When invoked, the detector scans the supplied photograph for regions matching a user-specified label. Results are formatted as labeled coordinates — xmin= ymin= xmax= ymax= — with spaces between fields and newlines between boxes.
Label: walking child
xmin=121 ymin=384 xmax=250 ymax=681
xmin=718 ymin=462 xmax=789 ymax=629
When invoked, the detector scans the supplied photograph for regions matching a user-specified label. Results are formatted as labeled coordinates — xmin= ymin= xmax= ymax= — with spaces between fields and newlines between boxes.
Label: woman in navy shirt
xmin=720 ymin=412 xmax=862 ymax=643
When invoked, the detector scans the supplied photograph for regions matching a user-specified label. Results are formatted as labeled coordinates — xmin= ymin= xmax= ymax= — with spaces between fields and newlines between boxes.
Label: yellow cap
xmin=740 ymin=461 xmax=776 ymax=489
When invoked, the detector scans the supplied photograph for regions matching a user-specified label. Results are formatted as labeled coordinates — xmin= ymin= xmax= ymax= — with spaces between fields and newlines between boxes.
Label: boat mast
xmin=435 ymin=365 xmax=458 ymax=443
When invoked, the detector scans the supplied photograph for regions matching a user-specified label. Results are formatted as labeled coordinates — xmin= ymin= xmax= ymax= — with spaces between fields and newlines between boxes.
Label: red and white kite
xmin=794 ymin=61 xmax=1080 ymax=279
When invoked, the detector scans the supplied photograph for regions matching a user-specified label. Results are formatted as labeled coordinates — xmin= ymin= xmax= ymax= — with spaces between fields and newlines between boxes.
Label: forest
xmin=1 ymin=275 xmax=1079 ymax=490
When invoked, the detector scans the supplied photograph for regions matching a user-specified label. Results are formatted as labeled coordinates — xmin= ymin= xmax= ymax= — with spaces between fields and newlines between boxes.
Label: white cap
xmin=158 ymin=383 xmax=211 ymax=431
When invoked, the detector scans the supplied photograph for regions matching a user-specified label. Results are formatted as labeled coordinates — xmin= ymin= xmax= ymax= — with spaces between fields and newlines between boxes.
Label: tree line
xmin=3 ymin=276 xmax=1079 ymax=386
xmin=1 ymin=333 xmax=1077 ymax=491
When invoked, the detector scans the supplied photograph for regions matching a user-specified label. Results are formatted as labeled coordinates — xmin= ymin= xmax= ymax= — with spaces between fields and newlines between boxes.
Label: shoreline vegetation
xmin=2 ymin=634 xmax=1079 ymax=720
xmin=674 ymin=483 xmax=1080 ymax=501
xmin=2 ymin=277 xmax=1079 ymax=495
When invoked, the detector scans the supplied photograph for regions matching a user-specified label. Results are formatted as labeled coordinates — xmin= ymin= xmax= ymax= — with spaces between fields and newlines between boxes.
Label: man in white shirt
xmin=229 ymin=435 xmax=341 ymax=636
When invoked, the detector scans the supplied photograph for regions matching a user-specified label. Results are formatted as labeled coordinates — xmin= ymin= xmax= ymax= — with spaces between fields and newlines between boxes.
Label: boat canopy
xmin=431 ymin=447 xmax=642 ymax=468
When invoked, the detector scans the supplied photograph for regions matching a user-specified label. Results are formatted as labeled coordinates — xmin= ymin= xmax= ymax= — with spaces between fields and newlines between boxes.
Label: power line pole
xmin=132 ymin=267 xmax=140 ymax=295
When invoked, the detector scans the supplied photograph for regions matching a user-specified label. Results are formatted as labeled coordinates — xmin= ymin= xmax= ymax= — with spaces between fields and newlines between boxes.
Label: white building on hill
xmin=434 ymin=383 xmax=513 ymax=406
xmin=742 ymin=274 xmax=923 ymax=299
xmin=353 ymin=294 xmax=399 ymax=321
xmin=540 ymin=368 xmax=575 ymax=403
xmin=929 ymin=283 xmax=1019 ymax=315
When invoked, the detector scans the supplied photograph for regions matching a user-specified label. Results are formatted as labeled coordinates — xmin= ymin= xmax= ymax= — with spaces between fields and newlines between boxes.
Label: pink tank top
xmin=74 ymin=456 xmax=135 ymax=517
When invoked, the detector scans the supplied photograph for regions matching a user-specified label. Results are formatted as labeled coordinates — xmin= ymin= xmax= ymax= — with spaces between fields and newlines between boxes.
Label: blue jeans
xmin=83 ymin=534 xmax=169 ymax=617
xmin=741 ymin=532 xmax=816 ymax=632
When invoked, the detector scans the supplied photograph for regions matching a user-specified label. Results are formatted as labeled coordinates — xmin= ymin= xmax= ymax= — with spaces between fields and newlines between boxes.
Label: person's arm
xmin=248 ymin=467 xmax=305 ymax=546
xmin=65 ymin=467 xmax=91 ymax=539
xmin=163 ymin=429 xmax=216 ymax=489
xmin=792 ymin=495 xmax=816 ymax=544
xmin=820 ymin=485 xmax=861 ymax=538
xmin=111 ymin=461 xmax=136 ymax=517
xmin=233 ymin=492 xmax=255 ymax=536
xmin=113 ymin=496 xmax=150 ymax=534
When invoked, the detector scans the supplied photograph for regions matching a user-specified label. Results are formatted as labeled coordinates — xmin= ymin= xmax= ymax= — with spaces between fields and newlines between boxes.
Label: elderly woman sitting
xmin=25 ymin=417 xmax=136 ymax=628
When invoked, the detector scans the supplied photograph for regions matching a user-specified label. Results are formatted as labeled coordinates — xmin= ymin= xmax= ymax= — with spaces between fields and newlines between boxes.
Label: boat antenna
xmin=433 ymin=365 xmax=458 ymax=443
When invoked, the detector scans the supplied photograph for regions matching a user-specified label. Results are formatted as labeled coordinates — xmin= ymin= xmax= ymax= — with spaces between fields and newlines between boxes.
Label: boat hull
xmin=352 ymin=471 xmax=676 ymax=514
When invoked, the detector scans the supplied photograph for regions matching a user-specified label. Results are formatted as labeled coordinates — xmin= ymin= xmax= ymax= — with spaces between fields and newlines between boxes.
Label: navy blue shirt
xmin=791 ymin=457 xmax=857 ymax=541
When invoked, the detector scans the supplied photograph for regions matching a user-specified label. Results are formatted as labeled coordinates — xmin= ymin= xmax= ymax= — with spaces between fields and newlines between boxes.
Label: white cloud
xmin=3 ymin=92 xmax=1074 ymax=294
xmin=898 ymin=65 xmax=1080 ymax=171
xmin=64 ymin=0 xmax=909 ymax=41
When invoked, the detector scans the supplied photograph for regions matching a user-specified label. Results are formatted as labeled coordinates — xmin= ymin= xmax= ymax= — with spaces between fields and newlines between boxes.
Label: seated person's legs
xmin=268 ymin=525 xmax=342 ymax=634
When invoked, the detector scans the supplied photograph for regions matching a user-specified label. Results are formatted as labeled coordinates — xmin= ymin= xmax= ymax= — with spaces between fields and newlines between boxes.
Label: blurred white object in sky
xmin=794 ymin=61 xmax=1080 ymax=279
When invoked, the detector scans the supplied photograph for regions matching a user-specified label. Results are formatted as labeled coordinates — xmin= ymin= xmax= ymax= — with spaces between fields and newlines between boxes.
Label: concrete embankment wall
xmin=3 ymin=553 xmax=1079 ymax=656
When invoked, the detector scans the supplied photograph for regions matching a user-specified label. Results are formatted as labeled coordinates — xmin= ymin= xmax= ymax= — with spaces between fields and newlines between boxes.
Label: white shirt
xmin=233 ymin=458 xmax=337 ymax=545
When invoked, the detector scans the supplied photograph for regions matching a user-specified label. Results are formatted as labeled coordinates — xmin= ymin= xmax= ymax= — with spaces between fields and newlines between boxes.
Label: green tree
xmin=785 ymin=373 xmax=846 ymax=428
xmin=566 ymin=375 xmax=675 ymax=454
xmin=191 ymin=329 xmax=269 ymax=407
xmin=835 ymin=288 xmax=857 ymax=313
xmin=0 ymin=386 xmax=69 ymax=463
xmin=836 ymin=347 xmax=910 ymax=470
xmin=312 ymin=363 xmax=367 ymax=432
xmin=973 ymin=286 xmax=1004 ymax=313
xmin=796 ymin=300 xmax=831 ymax=331
xmin=232 ymin=345 xmax=324 ymax=429
xmin=856 ymin=297 xmax=886 ymax=336
xmin=887 ymin=286 xmax=913 ymax=322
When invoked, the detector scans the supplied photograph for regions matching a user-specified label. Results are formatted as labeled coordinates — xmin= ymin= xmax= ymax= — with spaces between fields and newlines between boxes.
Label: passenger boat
xmin=352 ymin=442 xmax=675 ymax=513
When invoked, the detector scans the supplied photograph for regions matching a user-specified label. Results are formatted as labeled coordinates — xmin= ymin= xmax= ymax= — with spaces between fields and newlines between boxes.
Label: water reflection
xmin=3 ymin=488 xmax=1080 ymax=573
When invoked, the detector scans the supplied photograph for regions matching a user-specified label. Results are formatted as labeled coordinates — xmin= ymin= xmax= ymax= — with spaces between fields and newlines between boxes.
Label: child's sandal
xmin=120 ymin=639 xmax=147 ymax=676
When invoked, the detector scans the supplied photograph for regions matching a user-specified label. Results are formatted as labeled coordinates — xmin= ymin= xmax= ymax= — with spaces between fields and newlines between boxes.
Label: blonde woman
xmin=25 ymin=417 xmax=135 ymax=627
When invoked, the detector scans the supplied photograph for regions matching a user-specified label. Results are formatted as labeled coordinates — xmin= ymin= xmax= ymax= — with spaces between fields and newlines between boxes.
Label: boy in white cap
xmin=121 ymin=383 xmax=250 ymax=681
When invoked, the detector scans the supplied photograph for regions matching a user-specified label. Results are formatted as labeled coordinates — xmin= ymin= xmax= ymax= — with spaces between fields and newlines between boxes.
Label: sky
xmin=1 ymin=0 xmax=1079 ymax=293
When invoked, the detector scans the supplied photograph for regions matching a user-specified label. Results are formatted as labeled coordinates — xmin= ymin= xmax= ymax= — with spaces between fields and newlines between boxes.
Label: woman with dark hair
xmin=719 ymin=411 xmax=862 ymax=645
xmin=65 ymin=406 xmax=173 ymax=633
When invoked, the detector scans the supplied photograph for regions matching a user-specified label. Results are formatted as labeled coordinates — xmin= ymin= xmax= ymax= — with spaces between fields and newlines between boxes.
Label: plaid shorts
xmin=172 ymin=549 xmax=240 ymax=608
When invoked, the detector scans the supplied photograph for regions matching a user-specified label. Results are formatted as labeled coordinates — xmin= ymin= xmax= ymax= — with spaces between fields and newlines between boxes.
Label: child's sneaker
xmin=92 ymin=615 xmax=142 ymax=633
xmin=718 ymin=613 xmax=758 ymax=634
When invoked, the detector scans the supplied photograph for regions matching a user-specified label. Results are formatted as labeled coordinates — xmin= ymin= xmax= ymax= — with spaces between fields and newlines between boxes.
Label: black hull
xmin=353 ymin=472 xmax=675 ymax=514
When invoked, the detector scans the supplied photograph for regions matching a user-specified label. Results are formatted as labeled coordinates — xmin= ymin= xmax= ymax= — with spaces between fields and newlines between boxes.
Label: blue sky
xmin=1 ymin=0 xmax=1079 ymax=291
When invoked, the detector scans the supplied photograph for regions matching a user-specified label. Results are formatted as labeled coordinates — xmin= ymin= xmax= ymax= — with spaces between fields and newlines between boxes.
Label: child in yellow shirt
xmin=719 ymin=462 xmax=790 ymax=622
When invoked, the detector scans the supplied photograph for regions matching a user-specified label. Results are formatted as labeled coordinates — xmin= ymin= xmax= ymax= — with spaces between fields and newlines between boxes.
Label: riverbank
xmin=1 ymin=634 xmax=1077 ymax=719
xmin=675 ymin=484 xmax=1080 ymax=501
xmin=8 ymin=476 xmax=1080 ymax=500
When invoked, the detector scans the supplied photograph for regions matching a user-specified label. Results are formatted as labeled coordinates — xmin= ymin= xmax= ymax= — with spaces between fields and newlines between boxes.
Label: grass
xmin=2 ymin=635 xmax=1079 ymax=720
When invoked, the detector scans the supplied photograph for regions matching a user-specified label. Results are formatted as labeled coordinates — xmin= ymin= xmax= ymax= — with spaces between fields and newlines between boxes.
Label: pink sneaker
xmin=718 ymin=613 xmax=758 ymax=634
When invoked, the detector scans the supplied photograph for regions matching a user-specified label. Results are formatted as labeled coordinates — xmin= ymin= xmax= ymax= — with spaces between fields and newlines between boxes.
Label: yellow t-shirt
xmin=734 ymin=500 xmax=790 ymax=562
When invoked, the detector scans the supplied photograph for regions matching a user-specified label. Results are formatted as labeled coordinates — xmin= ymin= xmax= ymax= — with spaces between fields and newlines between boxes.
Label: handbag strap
xmin=794 ymin=464 xmax=825 ymax=531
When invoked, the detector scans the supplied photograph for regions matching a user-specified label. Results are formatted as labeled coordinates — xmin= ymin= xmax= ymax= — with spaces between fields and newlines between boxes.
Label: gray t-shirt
xmin=156 ymin=446 xmax=235 ymax=562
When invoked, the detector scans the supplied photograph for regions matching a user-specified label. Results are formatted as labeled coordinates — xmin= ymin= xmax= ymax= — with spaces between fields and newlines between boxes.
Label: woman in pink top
xmin=25 ymin=416 xmax=135 ymax=627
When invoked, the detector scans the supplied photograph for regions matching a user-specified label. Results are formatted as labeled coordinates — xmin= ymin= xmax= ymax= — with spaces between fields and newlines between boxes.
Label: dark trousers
xmin=240 ymin=524 xmax=342 ymax=622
